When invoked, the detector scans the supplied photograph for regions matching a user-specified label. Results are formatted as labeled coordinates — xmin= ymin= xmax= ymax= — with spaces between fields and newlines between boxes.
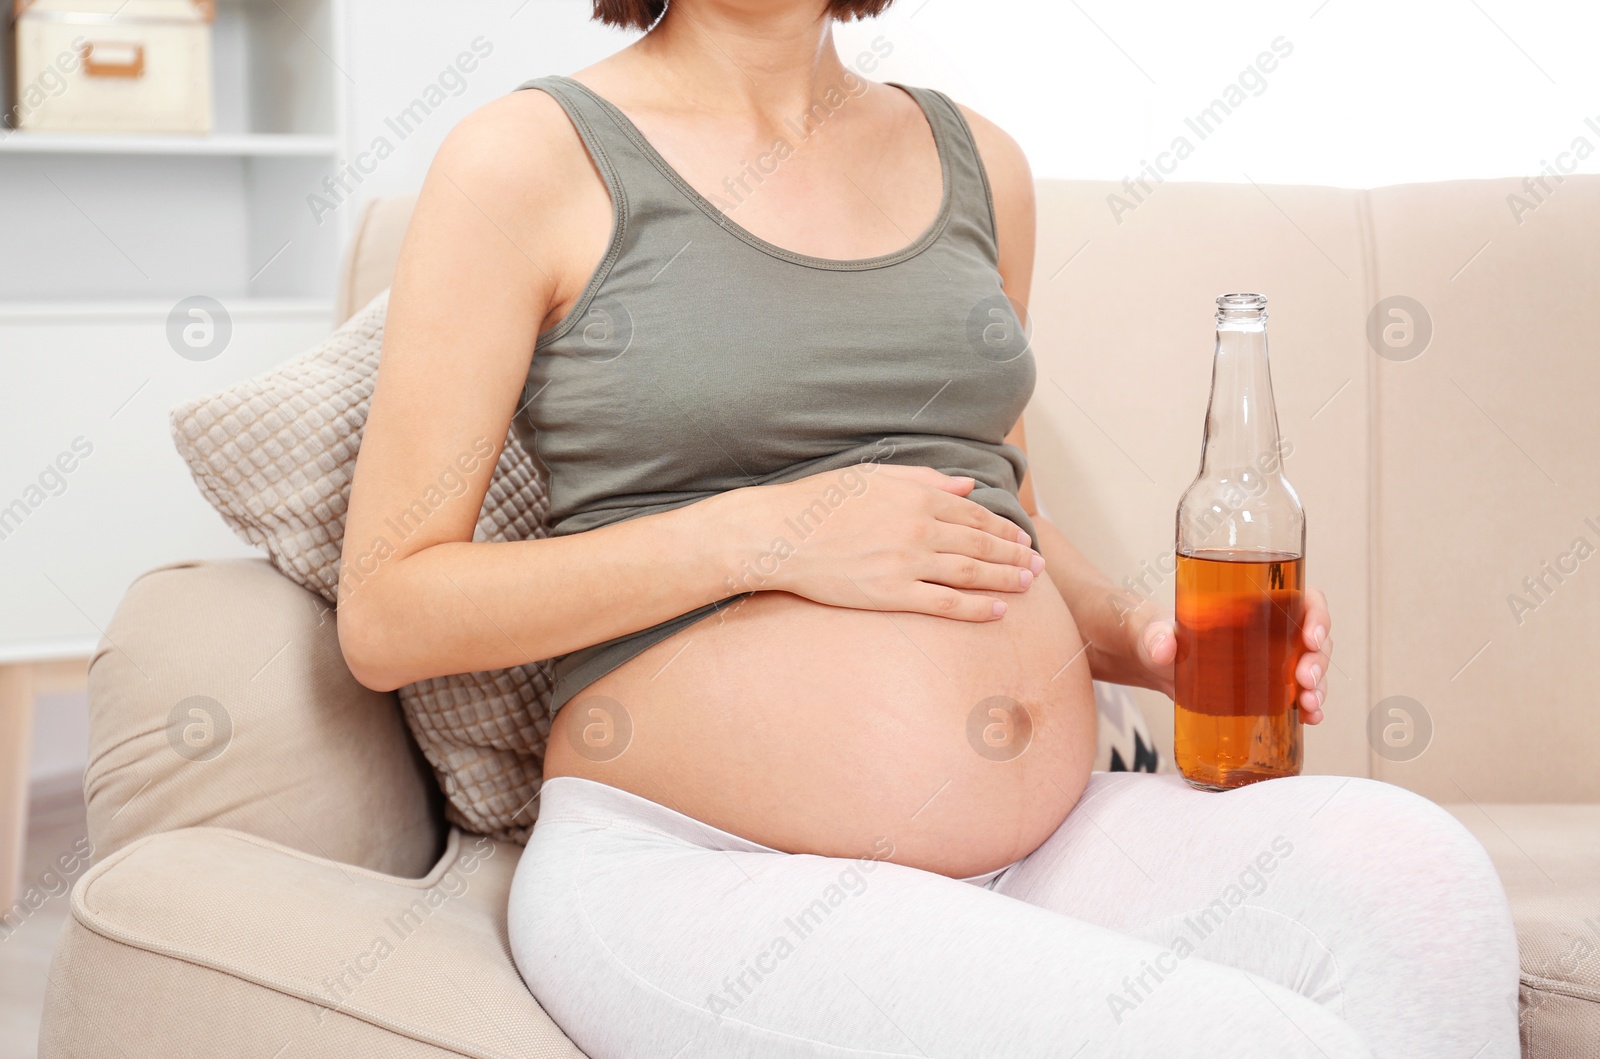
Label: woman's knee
xmin=1298 ymin=777 xmax=1500 ymax=884
xmin=1278 ymin=777 xmax=1518 ymax=971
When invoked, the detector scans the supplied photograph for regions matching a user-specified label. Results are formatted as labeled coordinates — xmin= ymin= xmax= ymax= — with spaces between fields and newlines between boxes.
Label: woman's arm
xmin=336 ymin=93 xmax=752 ymax=692
xmin=956 ymin=104 xmax=1159 ymax=691
xmin=1006 ymin=423 xmax=1180 ymax=696
xmin=962 ymin=104 xmax=1332 ymax=720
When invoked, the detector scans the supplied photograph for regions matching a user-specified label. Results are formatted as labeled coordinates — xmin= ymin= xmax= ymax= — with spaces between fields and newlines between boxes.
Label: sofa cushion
xmin=38 ymin=923 xmax=510 ymax=1059
xmin=169 ymin=292 xmax=557 ymax=844
xmin=85 ymin=557 xmax=446 ymax=876
xmin=45 ymin=826 xmax=583 ymax=1059
xmin=1444 ymin=802 xmax=1600 ymax=1057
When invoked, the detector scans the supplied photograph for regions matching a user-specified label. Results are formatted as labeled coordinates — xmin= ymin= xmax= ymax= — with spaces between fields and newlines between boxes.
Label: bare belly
xmin=543 ymin=572 xmax=1098 ymax=878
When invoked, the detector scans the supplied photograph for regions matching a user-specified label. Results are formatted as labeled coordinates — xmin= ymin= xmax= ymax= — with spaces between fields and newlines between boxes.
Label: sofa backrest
xmin=337 ymin=193 xmax=417 ymax=324
xmin=340 ymin=177 xmax=1600 ymax=803
xmin=1027 ymin=177 xmax=1600 ymax=803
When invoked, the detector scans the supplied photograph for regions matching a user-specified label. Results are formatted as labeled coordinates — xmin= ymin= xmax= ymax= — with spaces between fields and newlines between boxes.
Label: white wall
xmin=336 ymin=0 xmax=1600 ymax=226
xmin=888 ymin=0 xmax=1600 ymax=187
xmin=334 ymin=1 xmax=634 ymax=213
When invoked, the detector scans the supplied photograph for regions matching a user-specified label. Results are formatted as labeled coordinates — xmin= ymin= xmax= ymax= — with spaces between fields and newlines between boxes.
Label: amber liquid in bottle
xmin=1175 ymin=294 xmax=1306 ymax=791
xmin=1174 ymin=551 xmax=1305 ymax=789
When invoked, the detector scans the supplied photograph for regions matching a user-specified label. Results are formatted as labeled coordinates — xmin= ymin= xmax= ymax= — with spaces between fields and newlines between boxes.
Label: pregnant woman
xmin=338 ymin=1 xmax=1520 ymax=1055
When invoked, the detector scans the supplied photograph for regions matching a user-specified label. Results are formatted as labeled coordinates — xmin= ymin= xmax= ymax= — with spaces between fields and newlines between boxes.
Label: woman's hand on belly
xmin=713 ymin=463 xmax=1046 ymax=623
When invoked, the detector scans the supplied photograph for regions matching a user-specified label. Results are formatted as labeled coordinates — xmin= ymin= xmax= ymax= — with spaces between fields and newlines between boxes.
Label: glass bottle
xmin=1174 ymin=293 xmax=1306 ymax=790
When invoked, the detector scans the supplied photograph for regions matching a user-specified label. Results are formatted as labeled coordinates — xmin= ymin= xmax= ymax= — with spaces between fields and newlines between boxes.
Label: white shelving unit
xmin=0 ymin=0 xmax=353 ymax=653
xmin=0 ymin=131 xmax=340 ymax=155
xmin=0 ymin=0 xmax=351 ymax=303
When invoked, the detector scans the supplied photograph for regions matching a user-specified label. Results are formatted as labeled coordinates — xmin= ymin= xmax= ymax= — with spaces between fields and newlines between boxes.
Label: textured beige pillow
xmin=170 ymin=291 xmax=552 ymax=843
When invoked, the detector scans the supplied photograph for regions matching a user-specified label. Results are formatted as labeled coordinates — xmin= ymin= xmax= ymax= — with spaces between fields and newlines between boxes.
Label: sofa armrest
xmin=84 ymin=558 xmax=447 ymax=877
xmin=336 ymin=194 xmax=416 ymax=326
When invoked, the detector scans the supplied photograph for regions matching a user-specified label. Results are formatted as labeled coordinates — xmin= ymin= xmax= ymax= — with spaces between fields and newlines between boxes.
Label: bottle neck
xmin=1199 ymin=316 xmax=1285 ymax=482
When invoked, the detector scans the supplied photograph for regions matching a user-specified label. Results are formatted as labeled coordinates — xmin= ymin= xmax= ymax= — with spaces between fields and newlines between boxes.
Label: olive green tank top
xmin=516 ymin=74 xmax=1038 ymax=716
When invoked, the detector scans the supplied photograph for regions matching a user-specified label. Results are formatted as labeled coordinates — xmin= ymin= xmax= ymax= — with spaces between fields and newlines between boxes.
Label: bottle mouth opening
xmin=1216 ymin=292 xmax=1268 ymax=327
xmin=1217 ymin=293 xmax=1268 ymax=311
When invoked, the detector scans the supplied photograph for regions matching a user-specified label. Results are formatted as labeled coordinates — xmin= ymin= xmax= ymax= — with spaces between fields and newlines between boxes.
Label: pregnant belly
xmin=542 ymin=572 xmax=1098 ymax=878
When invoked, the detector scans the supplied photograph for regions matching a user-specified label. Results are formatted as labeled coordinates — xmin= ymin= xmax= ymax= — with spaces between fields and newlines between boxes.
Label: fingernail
xmin=1019 ymin=569 xmax=1033 ymax=589
xmin=1016 ymin=529 xmax=1032 ymax=547
xmin=1314 ymin=625 xmax=1327 ymax=648
xmin=1310 ymin=664 xmax=1323 ymax=687
xmin=992 ymin=600 xmax=1008 ymax=617
xmin=1029 ymin=554 xmax=1046 ymax=575
xmin=1316 ymin=688 xmax=1325 ymax=706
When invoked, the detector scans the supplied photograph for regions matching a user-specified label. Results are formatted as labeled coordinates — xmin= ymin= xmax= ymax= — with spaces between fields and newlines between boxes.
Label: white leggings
xmin=508 ymin=771 xmax=1520 ymax=1058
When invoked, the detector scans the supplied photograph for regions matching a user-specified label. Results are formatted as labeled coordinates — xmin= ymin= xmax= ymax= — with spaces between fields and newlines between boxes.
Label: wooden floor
xmin=0 ymin=777 xmax=91 ymax=1059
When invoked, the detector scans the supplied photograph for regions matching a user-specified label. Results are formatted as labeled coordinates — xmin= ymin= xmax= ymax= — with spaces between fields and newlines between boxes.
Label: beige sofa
xmin=39 ymin=178 xmax=1600 ymax=1057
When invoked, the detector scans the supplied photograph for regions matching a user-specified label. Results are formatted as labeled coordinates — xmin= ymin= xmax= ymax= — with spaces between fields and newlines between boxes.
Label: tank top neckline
xmin=545 ymin=73 xmax=955 ymax=273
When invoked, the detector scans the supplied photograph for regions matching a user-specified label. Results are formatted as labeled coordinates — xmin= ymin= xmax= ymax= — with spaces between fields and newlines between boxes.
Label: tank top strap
xmin=888 ymin=82 xmax=1002 ymax=263
xmin=515 ymin=74 xmax=692 ymax=224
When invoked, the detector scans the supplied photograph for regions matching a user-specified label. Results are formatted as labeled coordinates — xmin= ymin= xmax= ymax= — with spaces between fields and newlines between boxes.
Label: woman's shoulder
xmin=941 ymin=96 xmax=1034 ymax=208
xmin=931 ymin=92 xmax=1036 ymax=283
xmin=424 ymin=86 xmax=598 ymax=216
xmin=402 ymin=85 xmax=613 ymax=308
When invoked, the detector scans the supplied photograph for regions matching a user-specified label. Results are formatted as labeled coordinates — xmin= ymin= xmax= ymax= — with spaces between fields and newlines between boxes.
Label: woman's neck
xmin=626 ymin=0 xmax=854 ymax=124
